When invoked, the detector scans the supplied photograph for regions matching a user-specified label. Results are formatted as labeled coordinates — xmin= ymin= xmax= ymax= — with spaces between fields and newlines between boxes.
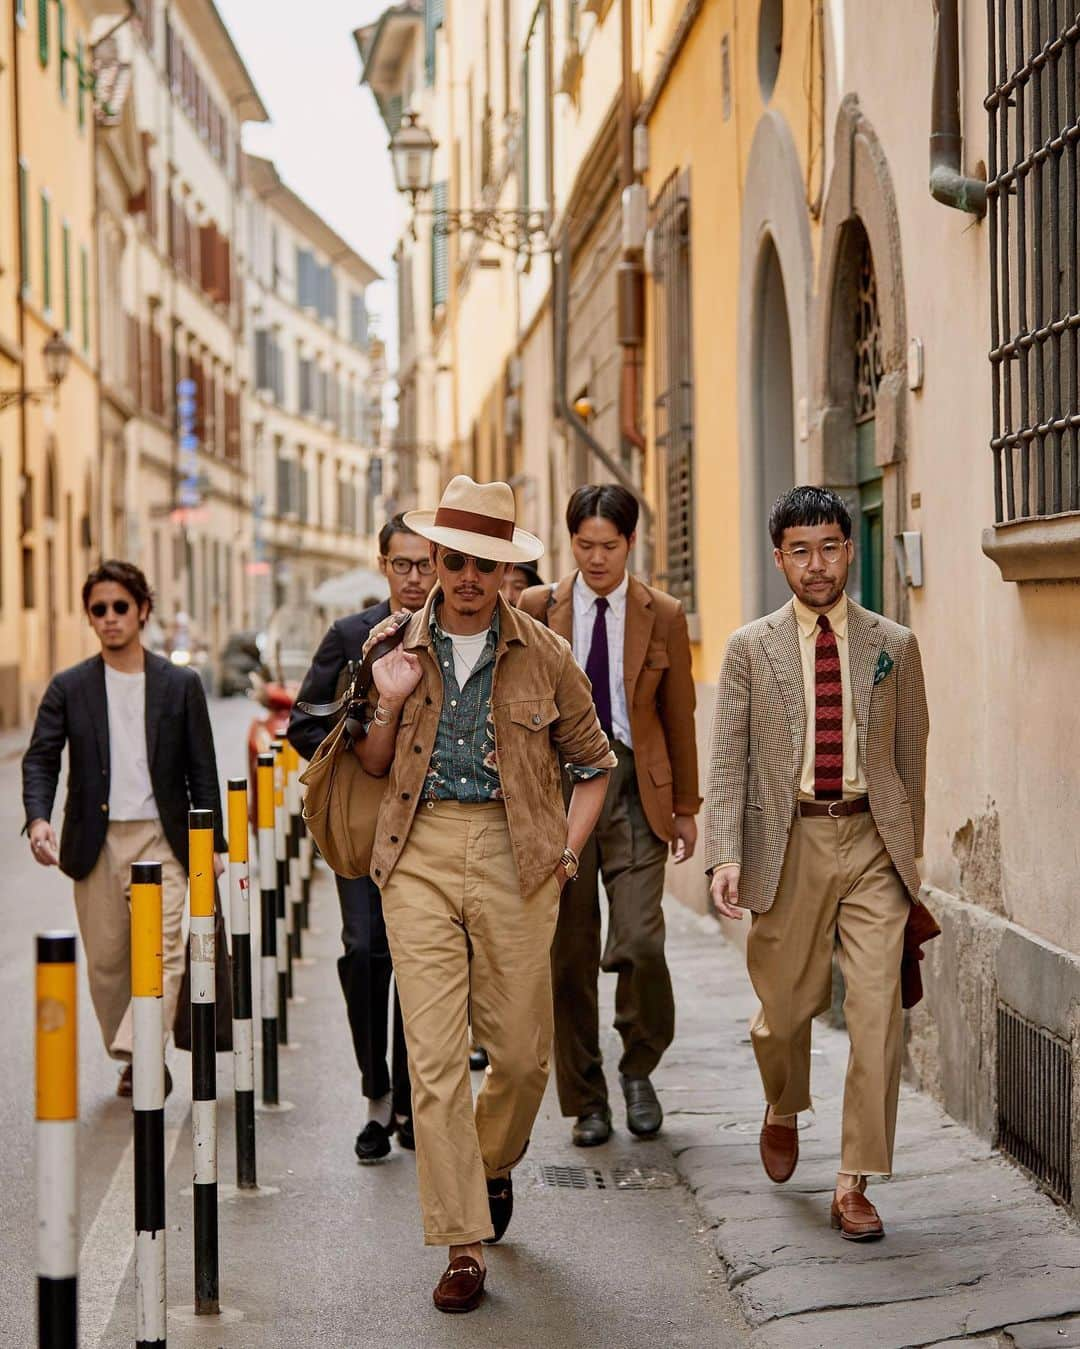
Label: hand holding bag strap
xmin=295 ymin=611 xmax=412 ymax=718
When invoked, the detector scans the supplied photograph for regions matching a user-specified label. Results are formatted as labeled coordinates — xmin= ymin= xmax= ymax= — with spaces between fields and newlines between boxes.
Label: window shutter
xmin=18 ymin=162 xmax=29 ymax=295
xmin=41 ymin=194 xmax=51 ymax=314
xmin=200 ymin=224 xmax=218 ymax=297
xmin=431 ymin=180 xmax=448 ymax=312
xmin=62 ymin=224 xmax=71 ymax=333
xmin=57 ymin=1 xmax=67 ymax=98
xmin=76 ymin=36 xmax=85 ymax=128
xmin=255 ymin=330 xmax=270 ymax=393
xmin=80 ymin=246 xmax=89 ymax=352
xmin=38 ymin=0 xmax=48 ymax=66
xmin=386 ymin=94 xmax=403 ymax=134
xmin=425 ymin=0 xmax=444 ymax=84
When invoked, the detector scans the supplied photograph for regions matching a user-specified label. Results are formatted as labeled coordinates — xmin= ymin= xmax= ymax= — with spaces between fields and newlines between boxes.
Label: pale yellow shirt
xmin=793 ymin=593 xmax=867 ymax=799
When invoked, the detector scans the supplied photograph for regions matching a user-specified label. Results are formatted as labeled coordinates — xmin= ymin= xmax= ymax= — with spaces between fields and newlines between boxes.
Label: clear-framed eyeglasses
xmin=778 ymin=541 xmax=848 ymax=569
xmin=389 ymin=557 xmax=436 ymax=576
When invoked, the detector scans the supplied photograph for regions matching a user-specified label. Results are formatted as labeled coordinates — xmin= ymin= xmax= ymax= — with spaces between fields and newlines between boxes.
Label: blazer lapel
xmin=846 ymin=600 xmax=885 ymax=758
xmin=546 ymin=576 xmax=575 ymax=644
xmin=623 ymin=576 xmax=655 ymax=693
xmin=144 ymin=651 xmax=167 ymax=767
xmin=759 ymin=603 xmax=805 ymax=772
xmin=85 ymin=655 xmax=110 ymax=779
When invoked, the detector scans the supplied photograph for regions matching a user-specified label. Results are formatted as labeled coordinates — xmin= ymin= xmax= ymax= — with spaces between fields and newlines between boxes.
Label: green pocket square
xmin=873 ymin=651 xmax=895 ymax=685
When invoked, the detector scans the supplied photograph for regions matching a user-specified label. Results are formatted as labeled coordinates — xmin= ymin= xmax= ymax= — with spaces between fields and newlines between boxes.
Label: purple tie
xmin=585 ymin=596 xmax=613 ymax=740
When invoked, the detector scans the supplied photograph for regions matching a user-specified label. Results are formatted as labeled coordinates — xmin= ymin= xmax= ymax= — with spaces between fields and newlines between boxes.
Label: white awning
xmin=310 ymin=566 xmax=386 ymax=610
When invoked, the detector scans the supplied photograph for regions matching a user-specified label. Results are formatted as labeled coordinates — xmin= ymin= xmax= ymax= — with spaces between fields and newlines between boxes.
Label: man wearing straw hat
xmin=356 ymin=475 xmax=615 ymax=1313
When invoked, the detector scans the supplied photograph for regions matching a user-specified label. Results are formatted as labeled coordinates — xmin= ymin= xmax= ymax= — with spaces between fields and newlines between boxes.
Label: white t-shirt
xmin=448 ymin=630 xmax=489 ymax=690
xmin=105 ymin=666 xmax=159 ymax=822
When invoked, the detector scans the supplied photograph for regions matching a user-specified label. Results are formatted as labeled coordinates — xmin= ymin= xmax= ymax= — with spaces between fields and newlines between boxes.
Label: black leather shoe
xmin=572 ymin=1109 xmax=612 ymax=1147
xmin=395 ymin=1116 xmax=415 ymax=1151
xmin=484 ymin=1175 xmax=513 ymax=1244
xmin=354 ymin=1120 xmax=393 ymax=1163
xmin=621 ymin=1075 xmax=663 ymax=1137
xmin=469 ymin=1046 xmax=489 ymax=1071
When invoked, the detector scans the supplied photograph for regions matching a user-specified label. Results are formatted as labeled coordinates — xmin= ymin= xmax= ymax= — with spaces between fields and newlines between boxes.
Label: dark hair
xmin=768 ymin=486 xmax=852 ymax=547
xmin=511 ymin=562 xmax=544 ymax=589
xmin=378 ymin=513 xmax=418 ymax=556
xmin=82 ymin=560 xmax=155 ymax=617
xmin=566 ymin=484 xmax=639 ymax=541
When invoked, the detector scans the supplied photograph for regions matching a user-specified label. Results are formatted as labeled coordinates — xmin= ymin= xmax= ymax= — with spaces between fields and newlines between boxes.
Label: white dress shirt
xmin=572 ymin=572 xmax=632 ymax=749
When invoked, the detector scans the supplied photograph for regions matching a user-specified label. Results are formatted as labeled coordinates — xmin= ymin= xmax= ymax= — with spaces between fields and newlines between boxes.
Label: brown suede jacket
xmin=367 ymin=588 xmax=617 ymax=898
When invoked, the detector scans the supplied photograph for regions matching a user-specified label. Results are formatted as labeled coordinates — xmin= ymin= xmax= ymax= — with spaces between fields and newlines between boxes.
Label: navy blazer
xmin=287 ymin=599 xmax=391 ymax=763
xmin=21 ymin=651 xmax=227 ymax=880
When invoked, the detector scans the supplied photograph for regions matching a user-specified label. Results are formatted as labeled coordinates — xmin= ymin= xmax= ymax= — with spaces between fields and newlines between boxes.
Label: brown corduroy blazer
xmin=519 ymin=573 xmax=702 ymax=841
xmin=703 ymin=597 xmax=929 ymax=913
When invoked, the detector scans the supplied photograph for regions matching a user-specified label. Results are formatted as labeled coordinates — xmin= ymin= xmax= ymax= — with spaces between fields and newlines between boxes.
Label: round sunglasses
xmin=439 ymin=550 xmax=501 ymax=575
xmin=89 ymin=599 xmax=132 ymax=618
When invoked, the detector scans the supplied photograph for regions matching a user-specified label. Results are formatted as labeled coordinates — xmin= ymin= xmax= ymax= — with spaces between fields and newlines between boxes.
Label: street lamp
xmin=388 ymin=109 xmax=550 ymax=256
xmin=0 ymin=331 xmax=73 ymax=412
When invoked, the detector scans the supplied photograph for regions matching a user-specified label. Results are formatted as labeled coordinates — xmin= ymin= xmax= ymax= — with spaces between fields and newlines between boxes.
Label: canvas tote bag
xmin=297 ymin=620 xmax=409 ymax=879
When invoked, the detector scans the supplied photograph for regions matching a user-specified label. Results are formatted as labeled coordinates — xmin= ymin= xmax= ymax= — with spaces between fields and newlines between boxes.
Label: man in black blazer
xmin=22 ymin=561 xmax=226 ymax=1096
xmin=288 ymin=515 xmax=436 ymax=1162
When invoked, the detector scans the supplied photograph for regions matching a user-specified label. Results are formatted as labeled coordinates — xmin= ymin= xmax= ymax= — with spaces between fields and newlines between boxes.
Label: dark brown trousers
xmin=551 ymin=745 xmax=673 ymax=1116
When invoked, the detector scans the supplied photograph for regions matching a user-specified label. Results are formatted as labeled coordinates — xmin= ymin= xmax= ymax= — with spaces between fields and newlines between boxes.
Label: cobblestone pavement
xmin=657 ymin=901 xmax=1080 ymax=1349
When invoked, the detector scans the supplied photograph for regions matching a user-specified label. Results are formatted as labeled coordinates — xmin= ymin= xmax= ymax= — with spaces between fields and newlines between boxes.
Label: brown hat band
xmin=433 ymin=507 xmax=515 ymax=542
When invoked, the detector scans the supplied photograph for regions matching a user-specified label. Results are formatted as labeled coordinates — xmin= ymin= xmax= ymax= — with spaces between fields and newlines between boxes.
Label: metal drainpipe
xmin=929 ymin=0 xmax=987 ymax=216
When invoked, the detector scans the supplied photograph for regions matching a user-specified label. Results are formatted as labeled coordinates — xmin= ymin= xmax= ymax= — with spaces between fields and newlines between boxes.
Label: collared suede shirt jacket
xmin=368 ymin=588 xmax=617 ymax=898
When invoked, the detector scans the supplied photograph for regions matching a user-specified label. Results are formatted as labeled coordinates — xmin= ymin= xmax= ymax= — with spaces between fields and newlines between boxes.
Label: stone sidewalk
xmin=656 ymin=900 xmax=1080 ymax=1349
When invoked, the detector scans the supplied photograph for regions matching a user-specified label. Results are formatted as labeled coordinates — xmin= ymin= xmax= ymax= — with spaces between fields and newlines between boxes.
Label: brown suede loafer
xmin=759 ymin=1107 xmax=798 ymax=1183
xmin=432 ymin=1257 xmax=486 ymax=1313
xmin=830 ymin=1188 xmax=885 ymax=1241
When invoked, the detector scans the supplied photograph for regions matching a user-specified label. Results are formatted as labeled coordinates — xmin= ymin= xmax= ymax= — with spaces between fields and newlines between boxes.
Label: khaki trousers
xmin=552 ymin=745 xmax=672 ymax=1115
xmin=72 ymin=819 xmax=188 ymax=1060
xmin=381 ymin=801 xmax=561 ymax=1246
xmin=746 ymin=811 xmax=909 ymax=1176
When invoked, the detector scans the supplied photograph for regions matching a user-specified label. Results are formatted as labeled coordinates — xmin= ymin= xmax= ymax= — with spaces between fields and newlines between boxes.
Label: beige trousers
xmin=72 ymin=819 xmax=188 ymax=1060
xmin=746 ymin=811 xmax=909 ymax=1175
xmin=381 ymin=800 xmax=561 ymax=1246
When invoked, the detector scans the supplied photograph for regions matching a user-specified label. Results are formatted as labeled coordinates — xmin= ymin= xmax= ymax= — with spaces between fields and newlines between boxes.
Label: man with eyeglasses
xmin=705 ymin=485 xmax=930 ymax=1243
xmin=22 ymin=560 xmax=227 ymax=1097
xmin=356 ymin=475 xmax=614 ymax=1313
xmin=288 ymin=513 xmax=436 ymax=1161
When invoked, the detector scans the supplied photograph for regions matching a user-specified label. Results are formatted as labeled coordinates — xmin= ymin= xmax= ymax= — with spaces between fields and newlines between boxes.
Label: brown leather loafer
xmin=432 ymin=1257 xmax=486 ymax=1313
xmin=759 ymin=1107 xmax=798 ymax=1183
xmin=830 ymin=1188 xmax=885 ymax=1241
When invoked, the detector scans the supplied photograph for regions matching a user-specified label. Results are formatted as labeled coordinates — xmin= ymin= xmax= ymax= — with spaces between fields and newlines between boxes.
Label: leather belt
xmin=798 ymin=796 xmax=871 ymax=819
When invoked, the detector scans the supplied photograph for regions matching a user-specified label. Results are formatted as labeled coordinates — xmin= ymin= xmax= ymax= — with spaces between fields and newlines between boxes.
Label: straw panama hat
xmin=404 ymin=475 xmax=545 ymax=564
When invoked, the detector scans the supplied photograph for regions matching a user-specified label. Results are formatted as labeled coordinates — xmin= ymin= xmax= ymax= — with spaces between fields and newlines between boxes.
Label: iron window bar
xmin=986 ymin=1 xmax=1080 ymax=524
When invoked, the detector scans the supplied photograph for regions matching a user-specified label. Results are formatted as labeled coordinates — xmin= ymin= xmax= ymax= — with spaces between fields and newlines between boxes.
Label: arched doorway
xmin=753 ymin=236 xmax=796 ymax=614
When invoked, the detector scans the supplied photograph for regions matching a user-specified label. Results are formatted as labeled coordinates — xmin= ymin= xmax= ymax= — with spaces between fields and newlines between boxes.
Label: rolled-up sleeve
xmin=551 ymin=646 xmax=618 ymax=773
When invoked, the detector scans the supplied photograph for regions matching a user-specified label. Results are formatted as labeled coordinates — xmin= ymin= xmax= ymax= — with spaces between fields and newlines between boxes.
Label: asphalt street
xmin=0 ymin=693 xmax=750 ymax=1348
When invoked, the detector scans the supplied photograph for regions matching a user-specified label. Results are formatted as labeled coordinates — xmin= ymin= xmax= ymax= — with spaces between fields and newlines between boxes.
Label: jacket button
xmin=401 ymin=791 xmax=411 ymax=801
xmin=390 ymin=835 xmax=399 ymax=844
xmin=374 ymin=868 xmax=381 ymax=877
xmin=100 ymin=803 xmax=108 ymax=813
xmin=425 ymin=696 xmax=432 ymax=706
xmin=414 ymin=744 xmax=422 ymax=753
xmin=532 ymin=714 xmax=542 ymax=725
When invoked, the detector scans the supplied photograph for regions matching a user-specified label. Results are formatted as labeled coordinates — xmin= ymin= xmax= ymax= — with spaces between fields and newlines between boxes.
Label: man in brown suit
xmin=521 ymin=484 xmax=701 ymax=1147
xmin=705 ymin=486 xmax=929 ymax=1241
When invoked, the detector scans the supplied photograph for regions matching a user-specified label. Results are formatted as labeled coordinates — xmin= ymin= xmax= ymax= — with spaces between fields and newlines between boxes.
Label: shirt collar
xmin=793 ymin=591 xmax=849 ymax=640
xmin=574 ymin=570 xmax=629 ymax=619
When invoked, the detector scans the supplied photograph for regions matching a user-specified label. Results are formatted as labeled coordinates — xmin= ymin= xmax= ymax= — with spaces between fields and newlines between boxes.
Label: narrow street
xmin=0 ymin=696 xmax=749 ymax=1348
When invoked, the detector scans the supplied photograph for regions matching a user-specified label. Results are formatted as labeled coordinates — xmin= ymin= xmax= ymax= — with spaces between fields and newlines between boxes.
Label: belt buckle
xmin=827 ymin=799 xmax=844 ymax=818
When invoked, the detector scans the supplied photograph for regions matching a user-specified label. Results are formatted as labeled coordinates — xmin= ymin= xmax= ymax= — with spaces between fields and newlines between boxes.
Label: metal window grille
xmin=854 ymin=238 xmax=883 ymax=425
xmin=996 ymin=1002 xmax=1072 ymax=1202
xmin=651 ymin=169 xmax=696 ymax=612
xmin=986 ymin=3 xmax=1080 ymax=523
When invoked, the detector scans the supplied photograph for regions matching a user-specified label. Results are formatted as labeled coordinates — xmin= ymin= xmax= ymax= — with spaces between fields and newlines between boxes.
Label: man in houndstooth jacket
xmin=705 ymin=486 xmax=929 ymax=1243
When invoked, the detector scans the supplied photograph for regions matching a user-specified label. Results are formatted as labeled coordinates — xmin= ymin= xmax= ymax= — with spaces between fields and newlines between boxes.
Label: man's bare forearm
xmin=356 ymin=697 xmax=403 ymax=777
xmin=565 ymin=773 xmax=609 ymax=856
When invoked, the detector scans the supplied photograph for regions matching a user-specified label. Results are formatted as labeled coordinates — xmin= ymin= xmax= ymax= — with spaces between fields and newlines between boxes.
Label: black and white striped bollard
xmin=298 ymin=809 xmax=312 ymax=932
xmin=131 ymin=862 xmax=167 ymax=1346
xmin=227 ymin=780 xmax=257 ymax=1189
xmin=188 ymin=809 xmax=219 ymax=1315
xmin=256 ymin=753 xmax=279 ymax=1105
xmin=36 ymin=931 xmax=78 ymax=1349
xmin=284 ymin=740 xmax=303 ymax=962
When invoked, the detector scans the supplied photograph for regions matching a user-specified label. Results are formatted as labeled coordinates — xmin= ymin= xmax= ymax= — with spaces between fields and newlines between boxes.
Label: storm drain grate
xmin=537 ymin=1164 xmax=605 ymax=1190
xmin=997 ymin=1002 xmax=1072 ymax=1203
xmin=610 ymin=1166 xmax=678 ymax=1190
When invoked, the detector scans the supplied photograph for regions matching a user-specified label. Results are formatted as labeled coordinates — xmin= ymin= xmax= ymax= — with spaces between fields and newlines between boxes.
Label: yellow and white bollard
xmin=256 ymin=752 xmax=279 ymax=1105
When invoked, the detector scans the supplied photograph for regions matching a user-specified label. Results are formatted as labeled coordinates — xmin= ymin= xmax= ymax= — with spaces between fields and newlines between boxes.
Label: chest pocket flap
xmin=506 ymin=698 xmax=559 ymax=731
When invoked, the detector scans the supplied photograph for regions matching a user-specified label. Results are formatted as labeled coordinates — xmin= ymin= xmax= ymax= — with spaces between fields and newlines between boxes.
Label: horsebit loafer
xmin=484 ymin=1175 xmax=513 ymax=1244
xmin=433 ymin=1256 xmax=486 ymax=1313
xmin=759 ymin=1108 xmax=799 ymax=1183
xmin=830 ymin=1188 xmax=885 ymax=1241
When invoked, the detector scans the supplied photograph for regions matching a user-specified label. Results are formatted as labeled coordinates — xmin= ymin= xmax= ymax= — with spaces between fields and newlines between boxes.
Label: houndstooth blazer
xmin=704 ymin=598 xmax=929 ymax=913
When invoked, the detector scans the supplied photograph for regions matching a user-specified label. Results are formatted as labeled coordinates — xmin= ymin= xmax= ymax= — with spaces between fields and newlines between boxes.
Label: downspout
xmin=929 ymin=0 xmax=986 ymax=216
xmin=618 ymin=0 xmax=644 ymax=459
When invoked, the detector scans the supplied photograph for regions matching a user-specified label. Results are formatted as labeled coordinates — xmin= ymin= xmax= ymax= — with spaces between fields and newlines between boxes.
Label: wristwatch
xmin=559 ymin=846 xmax=580 ymax=881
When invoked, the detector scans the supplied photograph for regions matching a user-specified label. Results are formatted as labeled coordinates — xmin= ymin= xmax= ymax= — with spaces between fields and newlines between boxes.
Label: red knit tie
xmin=814 ymin=614 xmax=844 ymax=800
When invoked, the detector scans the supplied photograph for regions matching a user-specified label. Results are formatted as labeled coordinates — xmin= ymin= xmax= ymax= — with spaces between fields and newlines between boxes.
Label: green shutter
xmin=76 ymin=36 xmax=85 ymax=128
xmin=18 ymin=162 xmax=29 ymax=295
xmin=386 ymin=93 xmax=403 ymax=135
xmin=41 ymin=193 xmax=51 ymax=313
xmin=425 ymin=0 xmax=444 ymax=85
xmin=430 ymin=179 xmax=448 ymax=313
xmin=58 ymin=1 xmax=67 ymax=99
xmin=80 ymin=246 xmax=89 ymax=352
xmin=62 ymin=223 xmax=71 ymax=333
xmin=38 ymin=0 xmax=48 ymax=66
